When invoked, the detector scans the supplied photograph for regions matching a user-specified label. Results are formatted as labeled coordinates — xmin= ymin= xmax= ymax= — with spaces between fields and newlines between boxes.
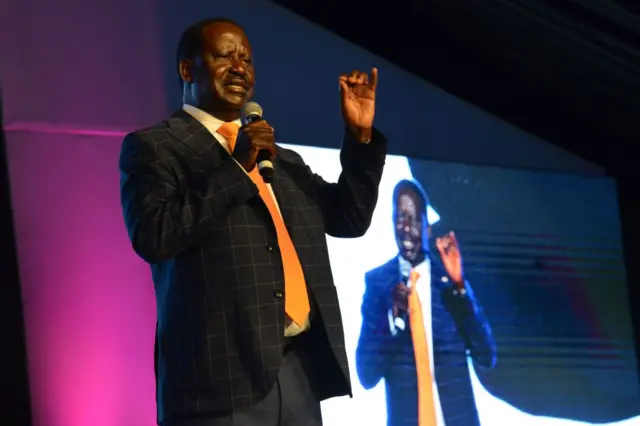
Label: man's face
xmin=182 ymin=22 xmax=255 ymax=115
xmin=394 ymin=192 xmax=428 ymax=262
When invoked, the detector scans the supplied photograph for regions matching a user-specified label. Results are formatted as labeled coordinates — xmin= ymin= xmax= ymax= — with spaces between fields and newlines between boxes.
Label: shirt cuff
xmin=387 ymin=308 xmax=406 ymax=336
xmin=387 ymin=309 xmax=397 ymax=336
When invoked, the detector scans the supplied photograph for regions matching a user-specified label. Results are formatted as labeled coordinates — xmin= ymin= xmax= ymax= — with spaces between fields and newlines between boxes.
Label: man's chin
xmin=222 ymin=88 xmax=252 ymax=105
xmin=221 ymin=93 xmax=247 ymax=107
xmin=400 ymin=250 xmax=416 ymax=262
xmin=400 ymin=249 xmax=426 ymax=264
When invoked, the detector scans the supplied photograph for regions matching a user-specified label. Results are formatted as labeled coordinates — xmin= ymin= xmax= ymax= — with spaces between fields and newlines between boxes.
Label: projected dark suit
xmin=355 ymin=180 xmax=496 ymax=426
xmin=357 ymin=256 xmax=496 ymax=426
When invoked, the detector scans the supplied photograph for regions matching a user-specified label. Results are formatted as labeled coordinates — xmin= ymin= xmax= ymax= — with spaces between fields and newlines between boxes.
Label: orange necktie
xmin=408 ymin=270 xmax=437 ymax=426
xmin=217 ymin=122 xmax=310 ymax=327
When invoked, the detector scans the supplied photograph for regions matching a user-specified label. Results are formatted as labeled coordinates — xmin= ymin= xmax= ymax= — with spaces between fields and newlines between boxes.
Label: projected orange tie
xmin=408 ymin=270 xmax=437 ymax=426
xmin=217 ymin=122 xmax=310 ymax=326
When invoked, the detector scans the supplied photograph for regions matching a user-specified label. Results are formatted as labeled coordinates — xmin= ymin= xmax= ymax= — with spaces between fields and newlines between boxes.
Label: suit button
xmin=274 ymin=290 xmax=284 ymax=299
xmin=266 ymin=245 xmax=274 ymax=251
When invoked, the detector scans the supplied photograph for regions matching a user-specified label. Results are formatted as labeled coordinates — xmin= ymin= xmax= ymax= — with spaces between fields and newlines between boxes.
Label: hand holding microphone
xmin=232 ymin=101 xmax=275 ymax=182
xmin=390 ymin=275 xmax=413 ymax=334
xmin=392 ymin=282 xmax=411 ymax=319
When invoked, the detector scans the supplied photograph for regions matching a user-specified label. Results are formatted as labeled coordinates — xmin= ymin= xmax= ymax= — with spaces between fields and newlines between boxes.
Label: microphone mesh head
xmin=242 ymin=102 xmax=263 ymax=120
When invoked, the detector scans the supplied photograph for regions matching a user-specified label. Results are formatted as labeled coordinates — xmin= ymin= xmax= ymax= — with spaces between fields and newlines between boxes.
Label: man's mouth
xmin=224 ymin=80 xmax=248 ymax=93
xmin=401 ymin=240 xmax=415 ymax=250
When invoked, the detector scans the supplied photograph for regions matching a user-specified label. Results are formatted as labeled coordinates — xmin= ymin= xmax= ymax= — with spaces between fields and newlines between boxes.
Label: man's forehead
xmin=202 ymin=22 xmax=249 ymax=44
xmin=397 ymin=193 xmax=417 ymax=208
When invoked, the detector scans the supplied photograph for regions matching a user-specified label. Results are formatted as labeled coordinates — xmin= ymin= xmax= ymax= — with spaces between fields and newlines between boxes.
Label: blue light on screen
xmin=280 ymin=142 xmax=640 ymax=426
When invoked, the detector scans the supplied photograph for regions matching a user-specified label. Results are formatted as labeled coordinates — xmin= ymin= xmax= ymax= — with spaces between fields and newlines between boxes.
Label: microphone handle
xmin=244 ymin=114 xmax=274 ymax=184
xmin=256 ymin=149 xmax=274 ymax=183
xmin=393 ymin=273 xmax=411 ymax=328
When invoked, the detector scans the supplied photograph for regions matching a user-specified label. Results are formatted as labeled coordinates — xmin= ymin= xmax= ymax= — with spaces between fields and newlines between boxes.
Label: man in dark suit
xmin=119 ymin=18 xmax=387 ymax=426
xmin=355 ymin=179 xmax=496 ymax=426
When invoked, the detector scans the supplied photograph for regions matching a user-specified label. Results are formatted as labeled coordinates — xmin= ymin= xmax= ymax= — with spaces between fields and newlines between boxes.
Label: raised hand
xmin=339 ymin=68 xmax=378 ymax=143
xmin=436 ymin=231 xmax=464 ymax=287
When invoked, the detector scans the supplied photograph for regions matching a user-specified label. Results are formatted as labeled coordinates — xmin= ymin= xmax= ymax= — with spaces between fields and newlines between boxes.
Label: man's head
xmin=392 ymin=179 xmax=431 ymax=264
xmin=177 ymin=18 xmax=255 ymax=121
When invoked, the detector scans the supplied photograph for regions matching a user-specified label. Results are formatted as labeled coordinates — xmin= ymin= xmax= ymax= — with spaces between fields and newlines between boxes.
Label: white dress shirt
xmin=182 ymin=104 xmax=308 ymax=336
xmin=389 ymin=256 xmax=447 ymax=426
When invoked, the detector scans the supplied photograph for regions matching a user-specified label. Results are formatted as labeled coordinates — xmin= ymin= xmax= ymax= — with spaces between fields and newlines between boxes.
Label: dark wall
xmin=0 ymin=0 xmax=602 ymax=175
xmin=0 ymin=89 xmax=32 ymax=424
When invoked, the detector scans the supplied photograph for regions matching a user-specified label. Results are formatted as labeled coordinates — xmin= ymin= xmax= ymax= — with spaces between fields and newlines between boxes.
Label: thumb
xmin=339 ymin=80 xmax=349 ymax=104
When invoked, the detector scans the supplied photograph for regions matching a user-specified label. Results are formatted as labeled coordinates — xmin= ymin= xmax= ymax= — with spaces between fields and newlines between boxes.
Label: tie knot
xmin=218 ymin=122 xmax=240 ymax=151
xmin=409 ymin=270 xmax=420 ymax=283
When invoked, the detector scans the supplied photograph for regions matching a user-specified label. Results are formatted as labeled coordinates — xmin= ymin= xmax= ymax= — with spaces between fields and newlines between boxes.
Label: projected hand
xmin=436 ymin=231 xmax=464 ymax=288
xmin=391 ymin=282 xmax=412 ymax=318
xmin=339 ymin=68 xmax=378 ymax=143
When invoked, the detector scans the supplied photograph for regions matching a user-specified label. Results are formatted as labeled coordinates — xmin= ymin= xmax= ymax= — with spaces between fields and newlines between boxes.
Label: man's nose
xmin=229 ymin=58 xmax=247 ymax=75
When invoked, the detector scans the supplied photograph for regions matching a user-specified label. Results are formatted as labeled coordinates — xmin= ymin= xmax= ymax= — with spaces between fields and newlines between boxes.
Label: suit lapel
xmin=381 ymin=256 xmax=403 ymax=291
xmin=270 ymin=154 xmax=286 ymax=210
xmin=429 ymin=254 xmax=450 ymax=291
xmin=166 ymin=109 xmax=227 ymax=165
xmin=165 ymin=113 xmax=289 ymax=237
xmin=270 ymin=152 xmax=298 ymax=234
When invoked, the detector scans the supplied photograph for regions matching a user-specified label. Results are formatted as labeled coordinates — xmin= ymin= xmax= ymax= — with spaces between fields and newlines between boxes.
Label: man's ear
xmin=179 ymin=59 xmax=195 ymax=84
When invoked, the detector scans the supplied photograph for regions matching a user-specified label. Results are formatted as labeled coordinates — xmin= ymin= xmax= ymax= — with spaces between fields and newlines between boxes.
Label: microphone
xmin=393 ymin=261 xmax=413 ymax=332
xmin=241 ymin=101 xmax=273 ymax=183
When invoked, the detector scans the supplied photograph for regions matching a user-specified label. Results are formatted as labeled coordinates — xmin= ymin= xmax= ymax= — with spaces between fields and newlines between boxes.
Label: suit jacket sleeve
xmin=119 ymin=132 xmax=258 ymax=263
xmin=442 ymin=281 xmax=497 ymax=368
xmin=355 ymin=270 xmax=395 ymax=389
xmin=287 ymin=127 xmax=387 ymax=238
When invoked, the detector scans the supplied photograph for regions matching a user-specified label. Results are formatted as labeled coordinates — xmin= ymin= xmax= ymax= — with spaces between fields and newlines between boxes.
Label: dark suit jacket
xmin=119 ymin=110 xmax=387 ymax=423
xmin=355 ymin=255 xmax=496 ymax=426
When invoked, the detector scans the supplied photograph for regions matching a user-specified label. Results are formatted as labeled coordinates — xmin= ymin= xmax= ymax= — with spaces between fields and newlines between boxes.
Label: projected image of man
xmin=355 ymin=179 xmax=497 ymax=426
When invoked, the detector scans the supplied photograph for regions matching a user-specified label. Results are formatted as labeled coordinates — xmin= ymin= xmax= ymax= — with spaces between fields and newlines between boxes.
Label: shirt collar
xmin=398 ymin=254 xmax=430 ymax=280
xmin=182 ymin=104 xmax=242 ymax=135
